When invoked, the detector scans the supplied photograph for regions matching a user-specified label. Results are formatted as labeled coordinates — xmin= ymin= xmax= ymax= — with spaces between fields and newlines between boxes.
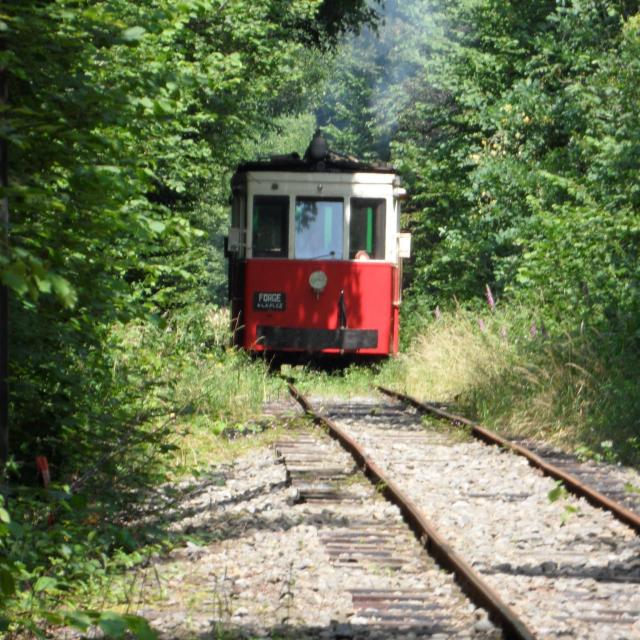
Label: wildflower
xmin=478 ymin=318 xmax=486 ymax=332
xmin=485 ymin=284 xmax=495 ymax=312
xmin=530 ymin=322 xmax=537 ymax=337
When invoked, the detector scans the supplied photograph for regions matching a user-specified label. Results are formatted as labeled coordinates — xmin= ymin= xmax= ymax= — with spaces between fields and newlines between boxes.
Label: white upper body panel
xmin=239 ymin=171 xmax=401 ymax=263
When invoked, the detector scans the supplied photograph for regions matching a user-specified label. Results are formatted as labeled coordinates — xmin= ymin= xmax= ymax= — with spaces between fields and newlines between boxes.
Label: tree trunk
xmin=0 ymin=56 xmax=9 ymax=465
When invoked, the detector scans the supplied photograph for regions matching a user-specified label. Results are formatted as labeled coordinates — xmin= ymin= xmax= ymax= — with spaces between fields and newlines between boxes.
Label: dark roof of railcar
xmin=235 ymin=151 xmax=396 ymax=175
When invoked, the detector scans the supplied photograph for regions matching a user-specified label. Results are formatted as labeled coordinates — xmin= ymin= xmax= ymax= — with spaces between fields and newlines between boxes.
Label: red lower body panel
xmin=240 ymin=259 xmax=399 ymax=356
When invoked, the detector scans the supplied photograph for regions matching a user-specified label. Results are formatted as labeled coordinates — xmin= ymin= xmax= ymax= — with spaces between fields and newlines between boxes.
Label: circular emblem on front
xmin=309 ymin=270 xmax=328 ymax=295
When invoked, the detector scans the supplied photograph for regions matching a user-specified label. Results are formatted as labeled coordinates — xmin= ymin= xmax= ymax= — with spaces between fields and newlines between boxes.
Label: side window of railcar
xmin=252 ymin=196 xmax=289 ymax=258
xmin=295 ymin=198 xmax=343 ymax=260
xmin=349 ymin=198 xmax=386 ymax=260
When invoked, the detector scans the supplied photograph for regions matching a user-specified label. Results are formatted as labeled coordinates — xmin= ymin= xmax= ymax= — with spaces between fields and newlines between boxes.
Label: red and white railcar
xmin=226 ymin=132 xmax=410 ymax=360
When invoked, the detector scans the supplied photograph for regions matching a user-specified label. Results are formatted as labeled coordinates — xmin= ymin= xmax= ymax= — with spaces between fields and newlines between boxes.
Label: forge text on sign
xmin=253 ymin=292 xmax=286 ymax=311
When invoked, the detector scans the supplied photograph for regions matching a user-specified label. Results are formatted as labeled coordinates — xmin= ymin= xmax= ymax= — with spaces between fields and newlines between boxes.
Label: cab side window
xmin=252 ymin=196 xmax=289 ymax=258
xmin=350 ymin=198 xmax=386 ymax=260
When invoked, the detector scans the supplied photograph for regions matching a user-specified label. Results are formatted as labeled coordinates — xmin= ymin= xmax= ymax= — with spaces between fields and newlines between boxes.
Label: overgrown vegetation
xmin=317 ymin=0 xmax=640 ymax=465
xmin=395 ymin=307 xmax=640 ymax=465
xmin=1 ymin=304 xmax=285 ymax=636
xmin=3 ymin=0 xmax=640 ymax=635
xmin=1 ymin=1 xmax=378 ymax=634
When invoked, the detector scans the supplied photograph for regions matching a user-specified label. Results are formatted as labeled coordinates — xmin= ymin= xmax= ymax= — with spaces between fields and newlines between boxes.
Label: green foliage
xmin=1 ymin=305 xmax=278 ymax=636
xmin=2 ymin=1 xmax=380 ymax=632
xmin=510 ymin=13 xmax=640 ymax=327
xmin=3 ymin=0 xmax=378 ymax=468
xmin=548 ymin=480 xmax=569 ymax=503
xmin=391 ymin=0 xmax=640 ymax=331
xmin=0 ymin=489 xmax=157 ymax=638
xmin=310 ymin=0 xmax=383 ymax=48
xmin=547 ymin=480 xmax=580 ymax=525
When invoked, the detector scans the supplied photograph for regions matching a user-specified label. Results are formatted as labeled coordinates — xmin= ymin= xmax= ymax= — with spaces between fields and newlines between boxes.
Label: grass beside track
xmin=398 ymin=307 xmax=640 ymax=469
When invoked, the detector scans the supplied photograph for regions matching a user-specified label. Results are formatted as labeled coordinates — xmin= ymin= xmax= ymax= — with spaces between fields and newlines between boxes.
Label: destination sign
xmin=253 ymin=291 xmax=286 ymax=311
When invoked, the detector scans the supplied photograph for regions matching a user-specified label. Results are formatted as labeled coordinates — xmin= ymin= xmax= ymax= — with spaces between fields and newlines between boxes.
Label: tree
xmin=388 ymin=0 xmax=640 ymax=329
xmin=2 ymin=0 xmax=379 ymax=469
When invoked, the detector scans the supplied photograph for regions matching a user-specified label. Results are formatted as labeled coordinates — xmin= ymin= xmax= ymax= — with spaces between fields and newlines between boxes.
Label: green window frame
xmin=349 ymin=198 xmax=386 ymax=260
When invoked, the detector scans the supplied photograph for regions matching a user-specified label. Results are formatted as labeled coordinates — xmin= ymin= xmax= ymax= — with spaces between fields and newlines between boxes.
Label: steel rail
xmin=287 ymin=382 xmax=536 ymax=640
xmin=378 ymin=386 xmax=640 ymax=535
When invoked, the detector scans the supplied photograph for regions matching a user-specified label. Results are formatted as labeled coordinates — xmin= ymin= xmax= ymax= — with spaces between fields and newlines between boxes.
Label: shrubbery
xmin=397 ymin=304 xmax=640 ymax=466
xmin=2 ymin=304 xmax=279 ymax=636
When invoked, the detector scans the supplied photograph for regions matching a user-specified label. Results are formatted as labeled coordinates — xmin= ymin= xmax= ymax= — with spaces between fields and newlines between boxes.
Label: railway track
xmin=273 ymin=434 xmax=497 ymax=638
xmin=377 ymin=386 xmax=640 ymax=533
xmin=286 ymin=383 xmax=640 ymax=639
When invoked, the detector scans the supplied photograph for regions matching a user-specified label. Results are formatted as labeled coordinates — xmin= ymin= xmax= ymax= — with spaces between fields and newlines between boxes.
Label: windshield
xmin=295 ymin=198 xmax=343 ymax=259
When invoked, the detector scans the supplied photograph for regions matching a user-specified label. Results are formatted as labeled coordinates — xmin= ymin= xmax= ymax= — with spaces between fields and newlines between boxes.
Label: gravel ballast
xmin=134 ymin=399 xmax=497 ymax=639
xmin=317 ymin=395 xmax=640 ymax=640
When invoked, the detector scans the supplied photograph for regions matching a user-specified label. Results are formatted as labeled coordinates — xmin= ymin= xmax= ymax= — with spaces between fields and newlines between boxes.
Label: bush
xmin=1 ymin=305 xmax=278 ymax=636
xmin=397 ymin=306 xmax=640 ymax=466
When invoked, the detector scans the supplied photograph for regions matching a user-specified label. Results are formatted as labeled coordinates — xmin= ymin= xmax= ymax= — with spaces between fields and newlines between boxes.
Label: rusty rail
xmin=378 ymin=386 xmax=640 ymax=535
xmin=288 ymin=382 xmax=535 ymax=640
